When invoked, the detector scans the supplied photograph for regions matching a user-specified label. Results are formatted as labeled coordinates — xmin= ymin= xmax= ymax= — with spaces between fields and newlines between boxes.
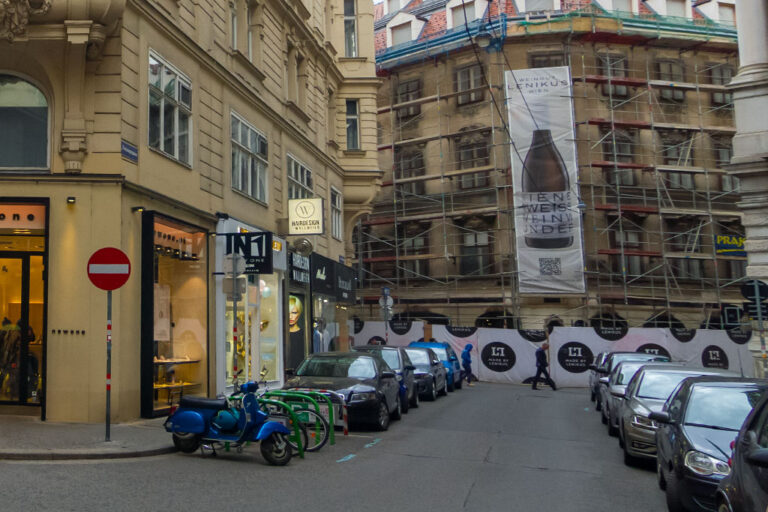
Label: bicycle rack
xmin=287 ymin=388 xmax=349 ymax=436
xmin=256 ymin=398 xmax=305 ymax=459
xmin=262 ymin=390 xmax=337 ymax=446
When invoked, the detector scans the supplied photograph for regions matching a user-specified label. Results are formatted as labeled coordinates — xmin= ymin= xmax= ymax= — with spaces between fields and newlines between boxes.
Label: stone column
xmin=729 ymin=0 xmax=768 ymax=377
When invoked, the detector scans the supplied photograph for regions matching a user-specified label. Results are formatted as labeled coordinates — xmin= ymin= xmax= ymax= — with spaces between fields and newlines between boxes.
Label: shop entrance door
xmin=0 ymin=254 xmax=44 ymax=405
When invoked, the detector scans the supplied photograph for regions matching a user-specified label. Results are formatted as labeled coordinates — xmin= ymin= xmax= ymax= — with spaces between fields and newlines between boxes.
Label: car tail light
xmin=169 ymin=404 xmax=178 ymax=416
xmin=728 ymin=439 xmax=735 ymax=467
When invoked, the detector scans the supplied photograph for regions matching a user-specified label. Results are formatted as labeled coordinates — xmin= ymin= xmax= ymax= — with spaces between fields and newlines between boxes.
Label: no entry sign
xmin=87 ymin=247 xmax=131 ymax=291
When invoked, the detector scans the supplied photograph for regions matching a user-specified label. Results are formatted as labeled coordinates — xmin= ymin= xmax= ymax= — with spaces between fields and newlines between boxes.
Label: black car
xmin=716 ymin=392 xmax=768 ymax=512
xmin=652 ymin=377 xmax=768 ymax=512
xmin=589 ymin=351 xmax=610 ymax=402
xmin=592 ymin=351 xmax=671 ymax=412
xmin=403 ymin=347 xmax=448 ymax=401
xmin=283 ymin=352 xmax=401 ymax=431
xmin=353 ymin=345 xmax=419 ymax=412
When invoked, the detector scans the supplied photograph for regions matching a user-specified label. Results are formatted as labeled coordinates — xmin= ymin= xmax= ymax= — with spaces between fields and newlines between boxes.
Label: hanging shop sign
xmin=0 ymin=204 xmax=46 ymax=231
xmin=505 ymin=66 xmax=586 ymax=294
xmin=223 ymin=231 xmax=273 ymax=274
xmin=288 ymin=198 xmax=324 ymax=235
xmin=335 ymin=262 xmax=356 ymax=304
xmin=715 ymin=235 xmax=746 ymax=257
xmin=310 ymin=254 xmax=336 ymax=295
xmin=289 ymin=252 xmax=311 ymax=285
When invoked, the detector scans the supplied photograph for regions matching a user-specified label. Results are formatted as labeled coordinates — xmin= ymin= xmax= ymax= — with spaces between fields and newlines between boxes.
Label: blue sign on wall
xmin=121 ymin=140 xmax=139 ymax=163
xmin=716 ymin=235 xmax=746 ymax=257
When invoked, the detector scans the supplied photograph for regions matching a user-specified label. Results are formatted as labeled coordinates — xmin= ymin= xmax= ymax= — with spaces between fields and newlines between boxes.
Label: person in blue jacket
xmin=461 ymin=344 xmax=476 ymax=386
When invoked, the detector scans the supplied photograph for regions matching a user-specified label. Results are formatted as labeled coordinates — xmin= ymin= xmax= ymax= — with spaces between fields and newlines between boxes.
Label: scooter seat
xmin=179 ymin=396 xmax=228 ymax=410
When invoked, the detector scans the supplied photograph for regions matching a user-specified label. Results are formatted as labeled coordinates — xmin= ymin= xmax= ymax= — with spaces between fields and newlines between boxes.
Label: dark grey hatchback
xmin=353 ymin=345 xmax=419 ymax=412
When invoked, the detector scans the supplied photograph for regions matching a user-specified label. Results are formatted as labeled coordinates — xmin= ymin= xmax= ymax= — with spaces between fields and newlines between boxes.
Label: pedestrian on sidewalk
xmin=532 ymin=343 xmax=557 ymax=390
xmin=461 ymin=344 xmax=476 ymax=386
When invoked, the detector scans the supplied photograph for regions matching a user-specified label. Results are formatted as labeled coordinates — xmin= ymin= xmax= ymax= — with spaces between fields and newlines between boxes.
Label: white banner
xmin=505 ymin=66 xmax=585 ymax=294
xmin=432 ymin=325 xmax=480 ymax=378
xmin=351 ymin=320 xmax=425 ymax=347
xmin=476 ymin=329 xmax=539 ymax=384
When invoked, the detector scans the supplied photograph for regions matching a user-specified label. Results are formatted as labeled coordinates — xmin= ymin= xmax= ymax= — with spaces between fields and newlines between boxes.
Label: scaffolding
xmin=356 ymin=8 xmax=743 ymax=330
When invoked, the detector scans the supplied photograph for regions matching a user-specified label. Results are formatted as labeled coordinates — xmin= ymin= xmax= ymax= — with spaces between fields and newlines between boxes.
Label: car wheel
xmin=448 ymin=376 xmax=455 ymax=392
xmin=438 ymin=378 xmax=448 ymax=396
xmin=618 ymin=421 xmax=626 ymax=449
xmin=717 ymin=501 xmax=732 ymax=512
xmin=172 ymin=432 xmax=201 ymax=453
xmin=590 ymin=390 xmax=596 ymax=402
xmin=622 ymin=434 xmax=637 ymax=467
xmin=601 ymin=406 xmax=608 ymax=425
xmin=410 ymin=387 xmax=420 ymax=408
xmin=665 ymin=469 xmax=686 ymax=512
xmin=391 ymin=394 xmax=402 ymax=421
xmin=455 ymin=375 xmax=463 ymax=390
xmin=657 ymin=461 xmax=667 ymax=491
xmin=401 ymin=390 xmax=410 ymax=414
xmin=375 ymin=400 xmax=390 ymax=431
xmin=595 ymin=397 xmax=602 ymax=411
xmin=428 ymin=380 xmax=437 ymax=401
xmin=608 ymin=418 xmax=618 ymax=437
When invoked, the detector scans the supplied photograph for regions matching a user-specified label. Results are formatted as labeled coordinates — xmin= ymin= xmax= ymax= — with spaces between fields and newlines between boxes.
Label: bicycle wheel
xmin=295 ymin=409 xmax=330 ymax=452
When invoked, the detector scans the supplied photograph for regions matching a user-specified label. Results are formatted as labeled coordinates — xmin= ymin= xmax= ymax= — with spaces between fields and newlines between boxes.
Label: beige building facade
xmin=0 ymin=0 xmax=380 ymax=421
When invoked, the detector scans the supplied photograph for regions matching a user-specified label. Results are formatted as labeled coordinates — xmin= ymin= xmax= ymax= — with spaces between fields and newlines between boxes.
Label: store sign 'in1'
xmin=87 ymin=247 xmax=131 ymax=291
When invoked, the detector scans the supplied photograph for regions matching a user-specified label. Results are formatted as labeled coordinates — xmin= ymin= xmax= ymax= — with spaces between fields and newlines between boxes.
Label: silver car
xmin=589 ymin=352 xmax=609 ymax=403
xmin=615 ymin=364 xmax=737 ymax=466
xmin=602 ymin=360 xmax=660 ymax=437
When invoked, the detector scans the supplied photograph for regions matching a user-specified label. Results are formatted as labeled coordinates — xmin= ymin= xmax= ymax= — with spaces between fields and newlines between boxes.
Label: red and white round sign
xmin=87 ymin=247 xmax=131 ymax=291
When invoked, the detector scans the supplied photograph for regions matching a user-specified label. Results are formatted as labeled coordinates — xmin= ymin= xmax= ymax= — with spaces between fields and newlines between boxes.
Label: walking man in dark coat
xmin=532 ymin=343 xmax=557 ymax=390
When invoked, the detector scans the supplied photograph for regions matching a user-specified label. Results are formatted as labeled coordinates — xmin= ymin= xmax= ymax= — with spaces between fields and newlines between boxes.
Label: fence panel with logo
xmin=351 ymin=320 xmax=425 ymax=347
xmin=432 ymin=325 xmax=480 ymax=378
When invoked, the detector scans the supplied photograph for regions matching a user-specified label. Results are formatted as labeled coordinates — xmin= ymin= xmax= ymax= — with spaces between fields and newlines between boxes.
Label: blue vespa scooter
xmin=164 ymin=380 xmax=294 ymax=465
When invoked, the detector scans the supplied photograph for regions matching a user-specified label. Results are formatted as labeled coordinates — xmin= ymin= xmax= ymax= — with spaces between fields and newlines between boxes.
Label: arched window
xmin=0 ymin=75 xmax=48 ymax=169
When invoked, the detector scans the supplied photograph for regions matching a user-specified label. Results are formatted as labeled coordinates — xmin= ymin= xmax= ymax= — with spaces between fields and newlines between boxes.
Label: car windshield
xmin=429 ymin=347 xmax=448 ymax=361
xmin=376 ymin=350 xmax=400 ymax=370
xmin=637 ymin=372 xmax=693 ymax=400
xmin=405 ymin=349 xmax=429 ymax=366
xmin=684 ymin=386 xmax=766 ymax=431
xmin=616 ymin=364 xmax=643 ymax=385
xmin=296 ymin=356 xmax=377 ymax=379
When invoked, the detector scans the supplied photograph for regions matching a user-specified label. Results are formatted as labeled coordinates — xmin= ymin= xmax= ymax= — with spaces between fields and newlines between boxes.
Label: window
xmin=612 ymin=230 xmax=642 ymax=276
xmin=709 ymin=64 xmax=734 ymax=106
xmin=456 ymin=133 xmax=490 ymax=189
xmin=331 ymin=187 xmax=343 ymax=240
xmin=603 ymin=130 xmax=634 ymax=163
xmin=391 ymin=23 xmax=411 ymax=47
xmin=614 ymin=255 xmax=643 ymax=277
xmin=526 ymin=0 xmax=554 ymax=11
xmin=661 ymin=134 xmax=694 ymax=166
xmin=722 ymin=174 xmax=740 ymax=193
xmin=714 ymin=139 xmax=733 ymax=168
xmin=666 ymin=0 xmax=686 ymax=17
xmin=401 ymin=229 xmax=429 ymax=277
xmin=388 ymin=0 xmax=399 ymax=13
xmin=666 ymin=171 xmax=695 ymax=190
xmin=529 ymin=53 xmax=564 ymax=68
xmin=230 ymin=2 xmax=238 ymax=49
xmin=247 ymin=4 xmax=253 ymax=60
xmin=460 ymin=231 xmax=491 ymax=275
xmin=230 ymin=113 xmax=268 ymax=202
xmin=0 ymin=74 xmax=48 ymax=169
xmin=452 ymin=2 xmax=474 ymax=27
xmin=149 ymin=52 xmax=192 ymax=165
xmin=395 ymin=150 xmax=425 ymax=196
xmin=287 ymin=155 xmax=313 ymax=199
xmin=455 ymin=64 xmax=484 ymax=105
xmin=718 ymin=3 xmax=735 ymax=25
xmin=396 ymin=79 xmax=421 ymax=119
xmin=598 ymin=54 xmax=628 ymax=98
xmin=346 ymin=100 xmax=360 ymax=150
xmin=727 ymin=259 xmax=747 ymax=280
xmin=656 ymin=61 xmax=685 ymax=102
xmin=612 ymin=0 xmax=630 ymax=11
xmin=344 ymin=0 xmax=357 ymax=57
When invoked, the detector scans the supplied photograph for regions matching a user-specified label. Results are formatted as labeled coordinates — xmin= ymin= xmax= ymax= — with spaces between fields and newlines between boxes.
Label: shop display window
xmin=312 ymin=296 xmax=340 ymax=353
xmin=150 ymin=216 xmax=207 ymax=413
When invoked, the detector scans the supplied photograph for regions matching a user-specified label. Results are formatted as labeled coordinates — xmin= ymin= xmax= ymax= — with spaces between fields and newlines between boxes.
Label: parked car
xmin=409 ymin=341 xmax=463 ymax=391
xmin=602 ymin=360 xmax=658 ymax=437
xmin=283 ymin=352 xmax=401 ymax=431
xmin=353 ymin=345 xmax=418 ymax=412
xmin=615 ymin=364 xmax=737 ymax=466
xmin=589 ymin=352 xmax=610 ymax=402
xmin=653 ymin=377 xmax=768 ymax=512
xmin=403 ymin=347 xmax=448 ymax=401
xmin=716 ymin=392 xmax=768 ymax=512
xmin=594 ymin=352 xmax=671 ymax=412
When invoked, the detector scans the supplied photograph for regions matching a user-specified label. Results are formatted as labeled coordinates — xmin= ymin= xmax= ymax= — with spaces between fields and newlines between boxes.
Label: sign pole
xmin=755 ymin=281 xmax=767 ymax=370
xmin=106 ymin=289 xmax=112 ymax=442
xmin=232 ymin=255 xmax=239 ymax=388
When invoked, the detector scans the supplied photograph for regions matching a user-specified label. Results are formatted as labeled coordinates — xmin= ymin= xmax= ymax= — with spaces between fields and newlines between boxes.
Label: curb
xmin=0 ymin=445 xmax=177 ymax=461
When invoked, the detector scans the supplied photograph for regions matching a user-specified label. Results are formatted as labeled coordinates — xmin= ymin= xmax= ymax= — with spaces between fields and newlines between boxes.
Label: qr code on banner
xmin=539 ymin=258 xmax=562 ymax=276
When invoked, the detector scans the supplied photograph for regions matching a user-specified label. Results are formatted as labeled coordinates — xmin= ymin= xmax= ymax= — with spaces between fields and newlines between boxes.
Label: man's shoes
xmin=467 ymin=382 xmax=474 ymax=386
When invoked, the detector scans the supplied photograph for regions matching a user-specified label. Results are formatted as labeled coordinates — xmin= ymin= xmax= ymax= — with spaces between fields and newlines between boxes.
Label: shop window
xmin=287 ymin=155 xmax=313 ymax=199
xmin=145 ymin=214 xmax=207 ymax=416
xmin=0 ymin=75 xmax=48 ymax=169
xmin=148 ymin=52 xmax=192 ymax=165
xmin=331 ymin=187 xmax=343 ymax=240
xmin=460 ymin=231 xmax=491 ymax=276
xmin=598 ymin=53 xmax=628 ymax=98
xmin=346 ymin=99 xmax=360 ymax=150
xmin=455 ymin=64 xmax=484 ymax=106
xmin=344 ymin=0 xmax=358 ymax=57
xmin=231 ymin=112 xmax=268 ymax=202
xmin=396 ymin=79 xmax=421 ymax=120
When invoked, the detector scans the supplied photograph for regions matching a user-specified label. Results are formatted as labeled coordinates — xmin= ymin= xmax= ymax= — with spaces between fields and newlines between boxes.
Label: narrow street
xmin=1 ymin=383 xmax=665 ymax=512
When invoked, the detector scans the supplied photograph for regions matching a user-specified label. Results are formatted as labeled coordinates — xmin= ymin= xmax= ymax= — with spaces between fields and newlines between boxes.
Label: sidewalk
xmin=0 ymin=415 xmax=176 ymax=460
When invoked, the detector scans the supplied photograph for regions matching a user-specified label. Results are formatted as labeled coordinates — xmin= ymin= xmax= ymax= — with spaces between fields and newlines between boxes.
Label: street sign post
xmin=87 ymin=247 xmax=131 ymax=442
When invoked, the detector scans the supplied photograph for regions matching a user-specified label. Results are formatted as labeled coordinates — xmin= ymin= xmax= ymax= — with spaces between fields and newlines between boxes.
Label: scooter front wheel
xmin=172 ymin=432 xmax=201 ymax=453
xmin=260 ymin=433 xmax=292 ymax=466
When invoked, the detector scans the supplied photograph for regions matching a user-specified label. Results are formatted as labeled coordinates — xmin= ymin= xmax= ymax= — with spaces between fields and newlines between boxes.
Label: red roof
xmin=403 ymin=0 xmax=425 ymax=11
xmin=375 ymin=30 xmax=387 ymax=54
xmin=639 ymin=2 xmax=655 ymax=15
xmin=374 ymin=3 xmax=385 ymax=22
xmin=419 ymin=11 xmax=446 ymax=41
xmin=488 ymin=0 xmax=517 ymax=17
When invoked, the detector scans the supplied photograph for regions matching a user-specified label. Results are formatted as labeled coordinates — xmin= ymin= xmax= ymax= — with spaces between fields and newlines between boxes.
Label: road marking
xmin=364 ymin=438 xmax=382 ymax=448
xmin=336 ymin=454 xmax=356 ymax=463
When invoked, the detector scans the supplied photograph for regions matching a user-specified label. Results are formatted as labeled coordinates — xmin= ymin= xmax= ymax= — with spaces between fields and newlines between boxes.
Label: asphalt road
xmin=0 ymin=383 xmax=666 ymax=512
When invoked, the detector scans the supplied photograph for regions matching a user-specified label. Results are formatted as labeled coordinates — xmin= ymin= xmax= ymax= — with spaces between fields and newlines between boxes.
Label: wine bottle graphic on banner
xmin=521 ymin=129 xmax=574 ymax=249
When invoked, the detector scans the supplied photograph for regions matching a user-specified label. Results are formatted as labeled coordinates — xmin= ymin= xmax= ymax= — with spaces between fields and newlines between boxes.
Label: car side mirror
xmin=381 ymin=371 xmax=396 ymax=379
xmin=404 ymin=365 xmax=416 ymax=371
xmin=609 ymin=387 xmax=625 ymax=399
xmin=648 ymin=411 xmax=672 ymax=424
xmin=747 ymin=447 xmax=768 ymax=468
xmin=449 ymin=355 xmax=458 ymax=362
xmin=599 ymin=377 xmax=609 ymax=385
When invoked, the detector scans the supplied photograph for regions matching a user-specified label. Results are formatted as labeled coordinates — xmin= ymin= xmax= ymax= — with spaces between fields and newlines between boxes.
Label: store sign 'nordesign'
xmin=288 ymin=198 xmax=324 ymax=235
xmin=0 ymin=204 xmax=46 ymax=230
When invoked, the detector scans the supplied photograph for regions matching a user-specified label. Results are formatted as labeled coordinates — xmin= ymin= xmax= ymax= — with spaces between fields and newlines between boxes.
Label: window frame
xmin=0 ymin=73 xmax=50 ymax=171
xmin=656 ymin=60 xmax=686 ymax=103
xmin=345 ymin=99 xmax=360 ymax=151
xmin=396 ymin=79 xmax=422 ymax=120
xmin=459 ymin=230 xmax=491 ymax=276
xmin=344 ymin=0 xmax=358 ymax=57
xmin=230 ymin=111 xmax=269 ymax=203
xmin=455 ymin=64 xmax=484 ymax=106
xmin=287 ymin=154 xmax=313 ymax=199
xmin=708 ymin=64 xmax=734 ymax=106
xmin=451 ymin=1 xmax=475 ymax=28
xmin=598 ymin=53 xmax=629 ymax=99
xmin=528 ymin=52 xmax=564 ymax=68
xmin=331 ymin=186 xmax=343 ymax=241
xmin=148 ymin=50 xmax=193 ymax=166
xmin=395 ymin=149 xmax=426 ymax=196
xmin=390 ymin=22 xmax=412 ymax=47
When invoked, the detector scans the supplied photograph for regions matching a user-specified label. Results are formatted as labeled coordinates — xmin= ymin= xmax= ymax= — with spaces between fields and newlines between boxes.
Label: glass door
xmin=0 ymin=255 xmax=43 ymax=404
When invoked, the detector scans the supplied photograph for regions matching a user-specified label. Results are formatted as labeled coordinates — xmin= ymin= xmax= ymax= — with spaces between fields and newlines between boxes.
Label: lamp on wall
xmin=474 ymin=28 xmax=492 ymax=49
xmin=66 ymin=197 xmax=76 ymax=204
xmin=132 ymin=206 xmax=145 ymax=213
